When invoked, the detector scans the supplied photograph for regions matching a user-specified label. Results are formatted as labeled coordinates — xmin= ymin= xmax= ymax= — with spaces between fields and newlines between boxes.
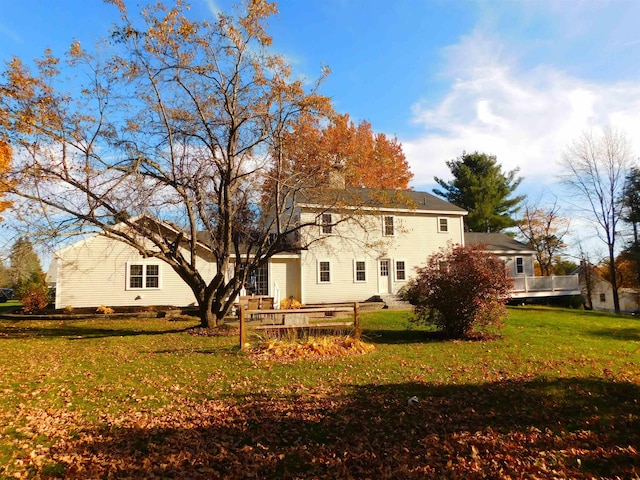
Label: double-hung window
xmin=395 ymin=260 xmax=406 ymax=281
xmin=515 ymin=257 xmax=524 ymax=275
xmin=318 ymin=261 xmax=331 ymax=283
xmin=354 ymin=260 xmax=367 ymax=282
xmin=321 ymin=213 xmax=332 ymax=234
xmin=438 ymin=217 xmax=449 ymax=233
xmin=127 ymin=263 xmax=160 ymax=289
xmin=383 ymin=215 xmax=395 ymax=236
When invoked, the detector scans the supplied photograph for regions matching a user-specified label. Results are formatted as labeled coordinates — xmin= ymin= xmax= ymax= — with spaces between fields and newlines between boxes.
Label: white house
xmin=50 ymin=188 xmax=468 ymax=309
xmin=576 ymin=263 xmax=640 ymax=313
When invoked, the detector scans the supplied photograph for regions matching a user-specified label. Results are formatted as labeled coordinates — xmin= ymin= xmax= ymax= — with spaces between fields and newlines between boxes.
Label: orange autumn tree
xmin=276 ymin=112 xmax=412 ymax=190
xmin=517 ymin=199 xmax=570 ymax=276
xmin=615 ymin=258 xmax=639 ymax=289
xmin=0 ymin=140 xmax=12 ymax=219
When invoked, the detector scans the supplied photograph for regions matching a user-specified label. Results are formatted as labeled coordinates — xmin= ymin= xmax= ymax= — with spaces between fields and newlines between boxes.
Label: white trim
xmin=54 ymin=256 xmax=62 ymax=308
xmin=394 ymin=259 xmax=407 ymax=282
xmin=317 ymin=259 xmax=332 ymax=284
xmin=485 ymin=250 xmax=536 ymax=255
xmin=269 ymin=253 xmax=301 ymax=259
xmin=300 ymin=254 xmax=306 ymax=304
xmin=437 ymin=217 xmax=449 ymax=233
xmin=53 ymin=233 xmax=101 ymax=256
xmin=353 ymin=259 xmax=367 ymax=283
xmin=382 ymin=215 xmax=395 ymax=237
xmin=515 ymin=257 xmax=525 ymax=275
xmin=378 ymin=258 xmax=391 ymax=294
xmin=126 ymin=261 xmax=162 ymax=290
xmin=320 ymin=212 xmax=333 ymax=235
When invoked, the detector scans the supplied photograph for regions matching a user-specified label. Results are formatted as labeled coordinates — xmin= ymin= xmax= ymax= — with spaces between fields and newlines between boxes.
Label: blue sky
xmin=2 ymin=0 xmax=640 ymax=257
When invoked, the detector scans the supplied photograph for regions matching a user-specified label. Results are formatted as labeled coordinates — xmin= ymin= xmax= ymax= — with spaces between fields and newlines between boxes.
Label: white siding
xmin=299 ymin=209 xmax=464 ymax=304
xmin=269 ymin=257 xmax=301 ymax=304
xmin=54 ymin=235 xmax=217 ymax=308
xmin=500 ymin=254 xmax=535 ymax=277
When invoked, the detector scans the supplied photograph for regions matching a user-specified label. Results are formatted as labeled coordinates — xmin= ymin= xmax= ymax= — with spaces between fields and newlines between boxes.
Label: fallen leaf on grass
xmin=248 ymin=336 xmax=376 ymax=361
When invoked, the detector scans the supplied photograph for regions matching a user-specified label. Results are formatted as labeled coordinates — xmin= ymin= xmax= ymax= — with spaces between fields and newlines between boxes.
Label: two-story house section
xmin=294 ymin=188 xmax=467 ymax=305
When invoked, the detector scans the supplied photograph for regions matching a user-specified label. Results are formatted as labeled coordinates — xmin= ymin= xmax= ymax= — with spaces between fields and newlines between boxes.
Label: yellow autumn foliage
xmin=250 ymin=336 xmax=375 ymax=361
xmin=0 ymin=140 xmax=12 ymax=218
xmin=280 ymin=298 xmax=302 ymax=309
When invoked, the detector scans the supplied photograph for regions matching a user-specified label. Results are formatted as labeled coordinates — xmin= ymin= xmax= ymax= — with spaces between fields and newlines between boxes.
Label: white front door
xmin=378 ymin=259 xmax=391 ymax=294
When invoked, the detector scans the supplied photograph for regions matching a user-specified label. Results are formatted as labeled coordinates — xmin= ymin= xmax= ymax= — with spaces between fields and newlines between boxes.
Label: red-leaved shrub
xmin=21 ymin=286 xmax=50 ymax=314
xmin=401 ymin=243 xmax=512 ymax=338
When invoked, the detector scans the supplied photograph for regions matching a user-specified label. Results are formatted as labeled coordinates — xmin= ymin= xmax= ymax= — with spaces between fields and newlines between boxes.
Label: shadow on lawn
xmin=363 ymin=329 xmax=499 ymax=344
xmin=588 ymin=327 xmax=640 ymax=341
xmin=0 ymin=323 xmax=193 ymax=339
xmin=361 ymin=328 xmax=430 ymax=344
xmin=45 ymin=376 xmax=639 ymax=479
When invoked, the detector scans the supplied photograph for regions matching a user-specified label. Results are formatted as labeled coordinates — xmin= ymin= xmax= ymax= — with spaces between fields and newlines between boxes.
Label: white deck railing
xmin=511 ymin=275 xmax=580 ymax=293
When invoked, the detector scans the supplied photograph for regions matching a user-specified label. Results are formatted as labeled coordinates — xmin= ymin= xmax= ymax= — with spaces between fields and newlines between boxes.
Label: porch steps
xmin=372 ymin=294 xmax=412 ymax=310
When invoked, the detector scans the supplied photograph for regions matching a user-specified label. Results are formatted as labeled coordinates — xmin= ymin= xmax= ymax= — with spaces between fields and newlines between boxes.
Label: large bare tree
xmin=0 ymin=0 xmax=342 ymax=327
xmin=561 ymin=126 xmax=635 ymax=313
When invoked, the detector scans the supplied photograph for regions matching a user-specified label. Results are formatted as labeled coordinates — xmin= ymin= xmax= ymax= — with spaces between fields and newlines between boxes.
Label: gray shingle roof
xmin=464 ymin=232 xmax=535 ymax=253
xmin=301 ymin=187 xmax=468 ymax=214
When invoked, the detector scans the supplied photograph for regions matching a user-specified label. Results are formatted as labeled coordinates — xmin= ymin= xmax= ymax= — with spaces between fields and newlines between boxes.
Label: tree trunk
xmin=633 ymin=223 xmax=640 ymax=289
xmin=608 ymin=246 xmax=621 ymax=314
xmin=198 ymin=286 xmax=237 ymax=328
xmin=198 ymin=299 xmax=217 ymax=329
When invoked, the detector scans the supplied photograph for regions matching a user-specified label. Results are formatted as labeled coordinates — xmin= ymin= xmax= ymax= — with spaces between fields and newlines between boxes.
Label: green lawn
xmin=0 ymin=300 xmax=22 ymax=315
xmin=0 ymin=306 xmax=638 ymax=478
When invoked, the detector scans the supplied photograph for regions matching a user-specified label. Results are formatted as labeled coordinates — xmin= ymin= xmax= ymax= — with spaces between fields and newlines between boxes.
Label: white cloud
xmin=403 ymin=29 xmax=640 ymax=258
xmin=0 ymin=22 xmax=21 ymax=43
xmin=403 ymin=33 xmax=640 ymax=191
xmin=203 ymin=0 xmax=222 ymax=17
